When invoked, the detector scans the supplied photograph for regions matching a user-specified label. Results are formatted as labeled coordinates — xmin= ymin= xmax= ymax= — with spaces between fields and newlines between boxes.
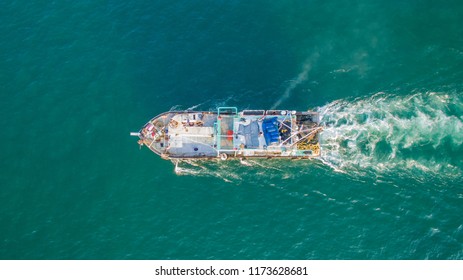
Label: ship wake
xmin=171 ymin=158 xmax=317 ymax=184
xmin=318 ymin=91 xmax=463 ymax=179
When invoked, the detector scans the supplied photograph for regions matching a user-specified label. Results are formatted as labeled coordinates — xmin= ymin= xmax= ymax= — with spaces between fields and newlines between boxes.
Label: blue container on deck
xmin=262 ymin=117 xmax=280 ymax=145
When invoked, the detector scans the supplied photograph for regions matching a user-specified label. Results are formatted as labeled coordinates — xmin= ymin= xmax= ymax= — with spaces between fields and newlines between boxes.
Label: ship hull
xmin=133 ymin=107 xmax=322 ymax=160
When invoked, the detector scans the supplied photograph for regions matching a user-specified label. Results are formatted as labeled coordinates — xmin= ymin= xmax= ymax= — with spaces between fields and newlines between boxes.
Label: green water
xmin=1 ymin=0 xmax=462 ymax=259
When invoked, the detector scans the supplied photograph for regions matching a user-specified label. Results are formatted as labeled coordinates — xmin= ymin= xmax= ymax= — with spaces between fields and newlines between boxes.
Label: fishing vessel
xmin=131 ymin=107 xmax=322 ymax=161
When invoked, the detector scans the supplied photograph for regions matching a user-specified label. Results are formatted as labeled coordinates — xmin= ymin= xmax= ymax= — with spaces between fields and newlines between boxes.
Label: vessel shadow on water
xmin=131 ymin=107 xmax=322 ymax=162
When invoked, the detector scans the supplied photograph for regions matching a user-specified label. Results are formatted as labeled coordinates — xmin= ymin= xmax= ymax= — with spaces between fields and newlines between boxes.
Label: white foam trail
xmin=186 ymin=103 xmax=204 ymax=111
xmin=318 ymin=91 xmax=463 ymax=178
xmin=239 ymin=158 xmax=252 ymax=166
xmin=169 ymin=105 xmax=182 ymax=111
xmin=174 ymin=160 xmax=202 ymax=176
xmin=172 ymin=159 xmax=241 ymax=182
xmin=170 ymin=157 xmax=308 ymax=183
xmin=272 ymin=54 xmax=319 ymax=109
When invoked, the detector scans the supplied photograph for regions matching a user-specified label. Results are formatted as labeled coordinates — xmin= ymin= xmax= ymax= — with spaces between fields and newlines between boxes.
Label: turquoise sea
xmin=1 ymin=0 xmax=462 ymax=259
